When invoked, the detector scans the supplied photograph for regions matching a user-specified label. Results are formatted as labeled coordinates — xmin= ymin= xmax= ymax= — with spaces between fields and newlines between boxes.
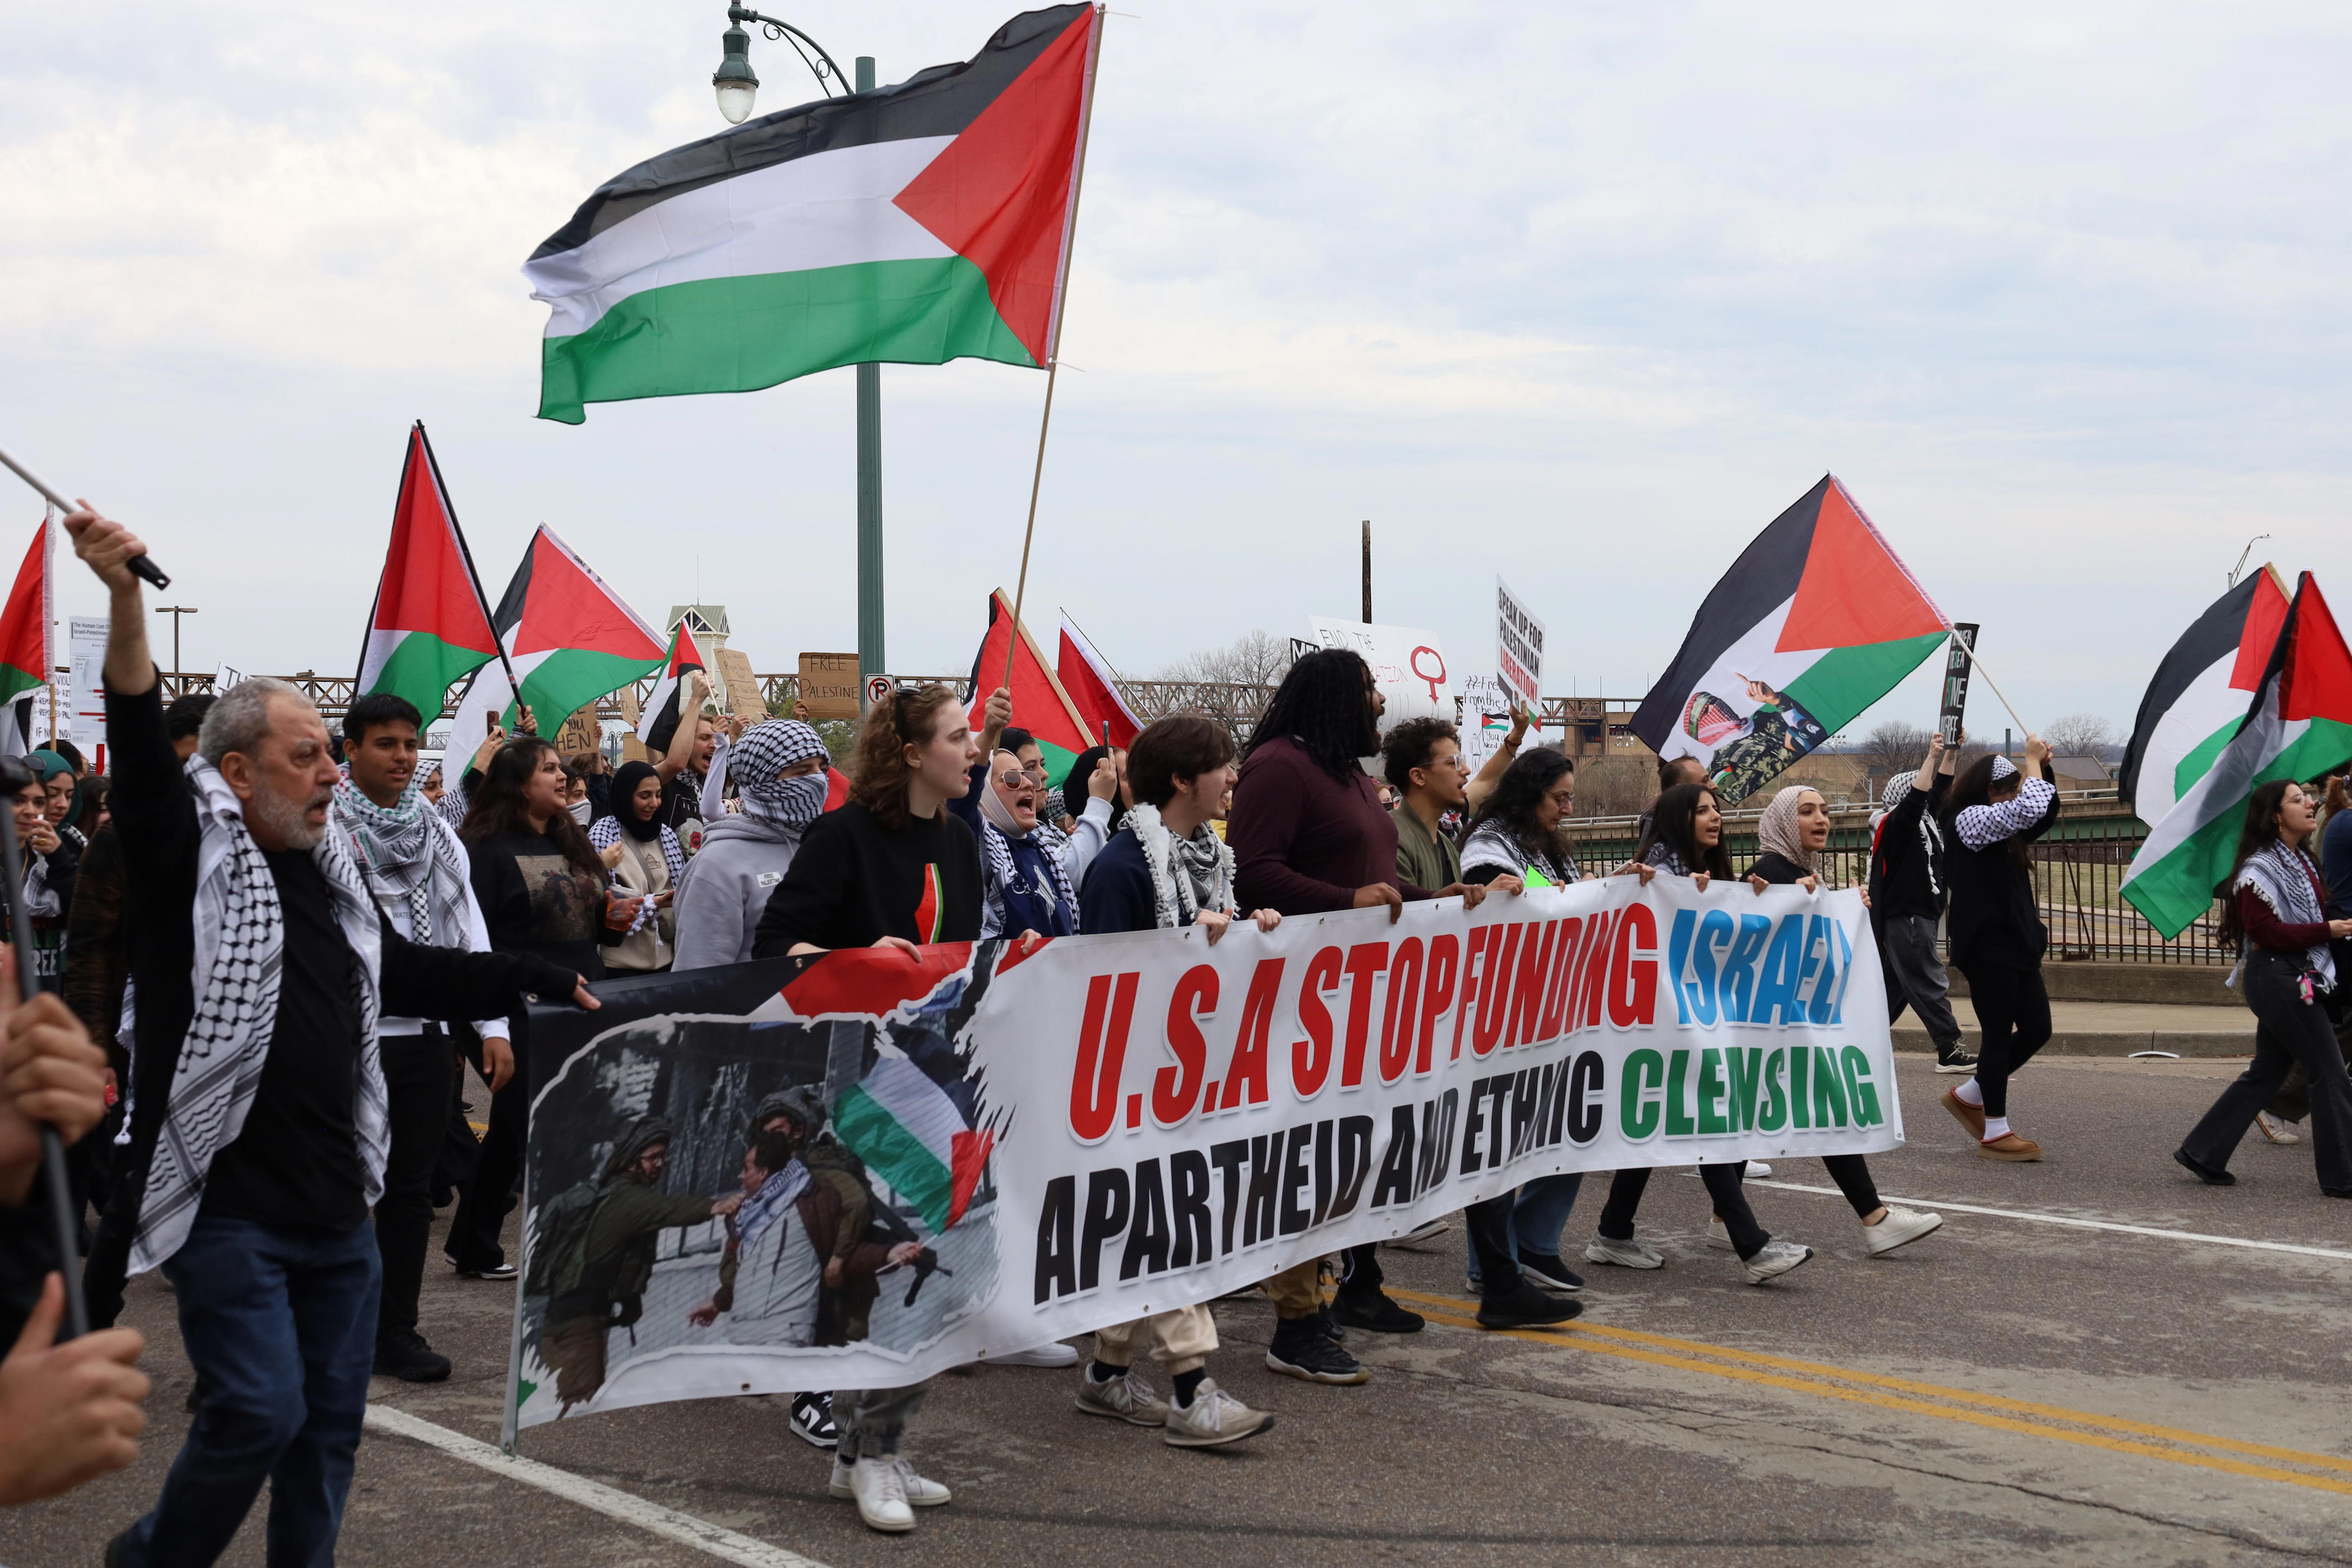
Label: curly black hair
xmin=1465 ymin=747 xmax=1576 ymax=862
xmin=1381 ymin=717 xmax=1459 ymax=794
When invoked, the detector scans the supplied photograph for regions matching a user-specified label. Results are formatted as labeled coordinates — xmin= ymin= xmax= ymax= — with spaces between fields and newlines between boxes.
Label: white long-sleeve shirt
xmin=1057 ymin=796 xmax=1116 ymax=890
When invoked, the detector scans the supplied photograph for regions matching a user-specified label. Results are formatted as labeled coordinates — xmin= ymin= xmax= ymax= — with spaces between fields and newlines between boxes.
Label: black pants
xmin=448 ymin=1022 xmax=526 ymax=1271
xmin=1819 ymin=1154 xmax=1881 ymax=1219
xmin=375 ymin=1030 xmax=456 ymax=1342
xmin=1335 ymin=1243 xmax=1385 ymax=1298
xmin=2183 ymin=952 xmax=2352 ymax=1192
xmin=1958 ymin=960 xmax=2050 ymax=1118
xmin=1597 ymin=1166 xmax=1768 ymax=1259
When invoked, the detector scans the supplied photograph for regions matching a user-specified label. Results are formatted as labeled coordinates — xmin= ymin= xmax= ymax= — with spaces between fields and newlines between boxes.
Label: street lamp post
xmin=707 ymin=8 xmax=886 ymax=692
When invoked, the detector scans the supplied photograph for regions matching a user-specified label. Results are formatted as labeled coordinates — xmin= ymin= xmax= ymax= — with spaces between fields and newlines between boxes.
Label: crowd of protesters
xmin=11 ymin=508 xmax=2352 ymax=1552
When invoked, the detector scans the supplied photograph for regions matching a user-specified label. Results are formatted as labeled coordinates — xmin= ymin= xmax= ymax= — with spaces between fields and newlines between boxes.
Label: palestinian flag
xmin=1056 ymin=612 xmax=1139 ymax=749
xmin=966 ymin=590 xmax=1092 ymax=776
xmin=2122 ymin=573 xmax=2352 ymax=939
xmin=524 ymin=3 xmax=1102 ymax=425
xmin=636 ymin=619 xmax=707 ymax=753
xmin=355 ymin=423 xmax=503 ymax=721
xmin=832 ymin=1051 xmax=994 ymax=1232
xmin=1632 ymin=475 xmax=1949 ymax=804
xmin=447 ymin=527 xmax=666 ymax=743
xmin=0 ymin=519 xmax=50 ymax=756
xmin=2119 ymin=568 xmax=2292 ymax=826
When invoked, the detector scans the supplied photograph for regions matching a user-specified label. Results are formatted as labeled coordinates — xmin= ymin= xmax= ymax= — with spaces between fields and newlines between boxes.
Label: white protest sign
xmin=1306 ymin=618 xmax=1452 ymax=734
xmin=1495 ymin=578 xmax=1545 ymax=715
xmin=68 ymin=617 xmax=107 ymax=764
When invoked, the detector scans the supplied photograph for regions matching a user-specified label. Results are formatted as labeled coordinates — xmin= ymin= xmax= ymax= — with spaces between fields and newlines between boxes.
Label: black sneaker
xmin=1517 ymin=1251 xmax=1585 ymax=1292
xmin=1315 ymin=1302 xmax=1347 ymax=1342
xmin=1476 ymin=1282 xmax=1584 ymax=1330
xmin=1265 ymin=1320 xmax=1369 ymax=1385
xmin=2173 ymin=1147 xmax=2235 ymax=1187
xmin=374 ymin=1330 xmax=454 ymax=1383
xmin=1936 ymin=1046 xmax=1978 ymax=1074
xmin=1328 ymin=1288 xmax=1423 ymax=1335
xmin=789 ymin=1390 xmax=838 ymax=1448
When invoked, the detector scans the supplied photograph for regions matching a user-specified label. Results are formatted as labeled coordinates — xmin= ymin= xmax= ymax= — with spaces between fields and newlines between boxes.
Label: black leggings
xmin=1597 ymin=1166 xmax=1769 ymax=1259
xmin=1959 ymin=961 xmax=2051 ymax=1118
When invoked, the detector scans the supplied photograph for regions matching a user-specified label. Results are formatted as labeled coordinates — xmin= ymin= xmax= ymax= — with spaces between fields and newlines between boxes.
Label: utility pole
xmin=1360 ymin=519 xmax=1372 ymax=622
xmin=855 ymin=54 xmax=886 ymax=691
xmin=156 ymin=605 xmax=197 ymax=677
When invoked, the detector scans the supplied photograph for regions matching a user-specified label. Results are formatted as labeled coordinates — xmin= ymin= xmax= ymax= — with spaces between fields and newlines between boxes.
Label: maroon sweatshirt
xmin=1229 ymin=735 xmax=1435 ymax=915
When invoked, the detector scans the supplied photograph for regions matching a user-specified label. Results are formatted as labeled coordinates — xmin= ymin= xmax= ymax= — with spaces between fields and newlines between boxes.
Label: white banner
xmin=1496 ymin=577 xmax=1545 ymax=714
xmin=510 ymin=877 xmax=1897 ymax=1433
xmin=1306 ymin=618 xmax=1453 ymax=734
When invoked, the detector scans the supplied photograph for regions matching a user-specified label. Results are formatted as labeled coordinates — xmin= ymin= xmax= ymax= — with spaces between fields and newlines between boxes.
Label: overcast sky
xmin=4 ymin=2 xmax=2347 ymax=738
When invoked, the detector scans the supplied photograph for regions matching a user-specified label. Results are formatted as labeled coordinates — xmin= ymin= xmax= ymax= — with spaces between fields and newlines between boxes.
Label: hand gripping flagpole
xmin=1003 ymin=7 xmax=1107 ymax=697
xmin=0 ymin=446 xmax=171 ymax=591
xmin=0 ymin=764 xmax=89 ymax=1340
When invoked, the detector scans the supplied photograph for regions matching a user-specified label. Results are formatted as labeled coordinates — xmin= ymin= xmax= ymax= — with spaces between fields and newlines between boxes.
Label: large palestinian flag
xmin=448 ymin=527 xmax=667 ymax=743
xmin=355 ymin=423 xmax=503 ymax=720
xmin=1632 ymin=475 xmax=1949 ymax=804
xmin=0 ymin=519 xmax=50 ymax=755
xmin=2122 ymin=573 xmax=2352 ymax=939
xmin=2119 ymin=568 xmax=2291 ymax=827
xmin=967 ymin=589 xmax=1093 ymax=777
xmin=525 ymin=4 xmax=1102 ymax=424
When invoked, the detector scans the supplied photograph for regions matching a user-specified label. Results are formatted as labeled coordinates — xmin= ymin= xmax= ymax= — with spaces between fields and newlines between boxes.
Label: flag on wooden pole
xmin=0 ymin=517 xmax=50 ymax=757
xmin=355 ymin=424 xmax=504 ymax=720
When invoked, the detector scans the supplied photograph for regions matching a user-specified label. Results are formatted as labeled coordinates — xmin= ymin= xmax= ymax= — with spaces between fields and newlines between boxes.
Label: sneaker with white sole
xmin=1936 ymin=1047 xmax=1979 ymax=1075
xmin=1746 ymin=1161 xmax=1773 ymax=1179
xmin=1386 ymin=1217 xmax=1453 ymax=1245
xmin=1075 ymin=1365 xmax=1169 ymax=1426
xmin=788 ymin=1390 xmax=837 ymax=1449
xmin=1517 ymin=1251 xmax=1584 ymax=1292
xmin=1742 ymin=1240 xmax=1813 ymax=1284
xmin=1862 ymin=1206 xmax=1943 ymax=1256
xmin=832 ymin=1455 xmax=950 ymax=1528
xmin=2256 ymin=1112 xmax=2303 ymax=1145
xmin=1164 ymin=1379 xmax=1274 ymax=1448
xmin=1584 ymin=1234 xmax=1665 ymax=1269
xmin=1705 ymin=1218 xmax=1734 ymax=1251
xmin=984 ymin=1342 xmax=1080 ymax=1368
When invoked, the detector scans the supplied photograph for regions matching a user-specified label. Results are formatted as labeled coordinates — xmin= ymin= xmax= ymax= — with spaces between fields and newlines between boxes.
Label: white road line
xmin=363 ymin=1404 xmax=831 ymax=1568
xmin=1739 ymin=1177 xmax=2352 ymax=1262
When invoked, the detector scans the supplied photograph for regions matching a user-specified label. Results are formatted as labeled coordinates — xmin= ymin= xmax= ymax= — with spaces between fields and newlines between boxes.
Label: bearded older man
xmin=65 ymin=507 xmax=603 ymax=1568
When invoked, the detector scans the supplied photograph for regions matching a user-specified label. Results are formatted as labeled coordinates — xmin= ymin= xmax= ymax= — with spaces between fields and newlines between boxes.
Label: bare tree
xmin=1159 ymin=630 xmax=1293 ymax=688
xmin=1572 ymin=756 xmax=1654 ymax=818
xmin=1859 ymin=719 xmax=1934 ymax=778
xmin=2042 ymin=712 xmax=2117 ymax=759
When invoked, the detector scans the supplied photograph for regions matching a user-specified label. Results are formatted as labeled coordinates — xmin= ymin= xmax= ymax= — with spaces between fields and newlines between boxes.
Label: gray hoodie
xmin=672 ymin=812 xmax=806 ymax=970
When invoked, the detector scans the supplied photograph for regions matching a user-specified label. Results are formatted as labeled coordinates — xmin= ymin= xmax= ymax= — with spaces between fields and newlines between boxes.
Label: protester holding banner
xmin=1742 ymin=788 xmax=1944 ymax=1256
xmin=673 ymin=719 xmax=831 ymax=971
xmin=1939 ymin=742 xmax=2061 ymax=1161
xmin=447 ymin=735 xmax=625 ymax=1281
xmin=330 ymin=692 xmax=516 ymax=1383
xmin=590 ymin=761 xmax=686 ymax=973
xmin=1869 ymin=734 xmax=1975 ymax=1074
xmin=952 ymin=700 xmax=1077 ymax=942
xmin=1070 ymin=714 xmax=1281 ymax=1444
xmin=753 ymin=682 xmax=980 ymax=1532
xmin=2174 ymin=781 xmax=2352 ymax=1195
xmin=63 ymin=506 xmax=603 ymax=1568
xmin=1383 ymin=717 xmax=1469 ymax=895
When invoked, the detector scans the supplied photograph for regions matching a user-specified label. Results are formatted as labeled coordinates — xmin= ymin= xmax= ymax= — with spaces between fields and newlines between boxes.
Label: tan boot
xmin=1977 ymin=1132 xmax=2043 ymax=1161
xmin=1940 ymin=1088 xmax=1986 ymax=1142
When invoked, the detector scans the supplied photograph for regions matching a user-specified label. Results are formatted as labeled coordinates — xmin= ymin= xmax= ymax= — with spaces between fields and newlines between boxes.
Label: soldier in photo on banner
xmin=1683 ymin=677 xmax=1829 ymax=802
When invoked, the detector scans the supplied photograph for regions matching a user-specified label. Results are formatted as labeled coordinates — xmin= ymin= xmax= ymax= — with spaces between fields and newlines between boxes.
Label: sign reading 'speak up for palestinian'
xmin=509 ymin=877 xmax=1899 ymax=1435
xmin=1495 ymin=579 xmax=1544 ymax=714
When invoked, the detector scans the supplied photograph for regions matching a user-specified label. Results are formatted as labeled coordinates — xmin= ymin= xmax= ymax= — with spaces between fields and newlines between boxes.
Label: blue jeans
xmin=1465 ymin=1173 xmax=1583 ymax=1284
xmin=114 ymin=1215 xmax=381 ymax=1567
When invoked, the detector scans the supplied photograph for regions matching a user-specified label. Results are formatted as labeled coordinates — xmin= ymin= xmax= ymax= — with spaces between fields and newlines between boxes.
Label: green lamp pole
xmin=711 ymin=11 xmax=885 ymax=689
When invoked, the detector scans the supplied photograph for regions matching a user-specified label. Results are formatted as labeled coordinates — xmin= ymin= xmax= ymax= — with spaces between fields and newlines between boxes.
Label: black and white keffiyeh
xmin=1641 ymin=841 xmax=1689 ymax=876
xmin=1126 ymin=803 xmax=1236 ymax=929
xmin=330 ymin=768 xmax=472 ymax=945
xmin=131 ymin=759 xmax=385 ymax=1275
xmin=589 ymin=815 xmax=686 ymax=934
xmin=731 ymin=721 xmax=829 ymax=828
xmin=1461 ymin=821 xmax=1579 ymax=886
xmin=2235 ymin=839 xmax=2335 ymax=991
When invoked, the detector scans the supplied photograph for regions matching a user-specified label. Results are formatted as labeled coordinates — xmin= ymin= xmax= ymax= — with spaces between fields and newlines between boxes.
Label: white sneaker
xmin=983 ymin=1341 xmax=1080 ymax=1368
xmin=2256 ymin=1112 xmax=2303 ymax=1145
xmin=1074 ymin=1364 xmax=1169 ymax=1426
xmin=1863 ymin=1206 xmax=1943 ymax=1257
xmin=842 ymin=1456 xmax=913 ymax=1533
xmin=1584 ymin=1234 xmax=1665 ymax=1269
xmin=1386 ymin=1216 xmax=1453 ymax=1246
xmin=1746 ymin=1160 xmax=1773 ymax=1179
xmin=1705 ymin=1218 xmax=1734 ymax=1251
xmin=1742 ymin=1240 xmax=1813 ymax=1284
xmin=1163 ymin=1378 xmax=1274 ymax=1448
xmin=830 ymin=1454 xmax=951 ymax=1511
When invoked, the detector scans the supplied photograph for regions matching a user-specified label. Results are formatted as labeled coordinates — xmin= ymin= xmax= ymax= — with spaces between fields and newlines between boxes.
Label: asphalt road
xmin=9 ymin=1050 xmax=2352 ymax=1568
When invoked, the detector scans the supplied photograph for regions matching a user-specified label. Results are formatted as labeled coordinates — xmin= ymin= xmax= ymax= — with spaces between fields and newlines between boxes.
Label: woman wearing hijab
xmin=591 ymin=761 xmax=687 ymax=974
xmin=23 ymin=750 xmax=79 ymax=994
xmin=2174 ymin=780 xmax=2352 ymax=1194
xmin=1938 ymin=739 xmax=2061 ymax=1160
xmin=674 ymin=720 xmax=832 ymax=971
xmin=950 ymin=745 xmax=1077 ymax=940
xmin=1741 ymin=787 xmax=1944 ymax=1257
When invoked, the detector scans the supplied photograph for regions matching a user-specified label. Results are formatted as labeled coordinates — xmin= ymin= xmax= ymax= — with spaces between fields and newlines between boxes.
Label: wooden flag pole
xmin=1003 ymin=7 xmax=1106 ymax=696
xmin=1952 ymin=635 xmax=2032 ymax=745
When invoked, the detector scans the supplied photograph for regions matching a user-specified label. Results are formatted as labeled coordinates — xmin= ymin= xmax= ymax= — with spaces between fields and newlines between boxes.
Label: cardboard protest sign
xmin=1307 ymin=618 xmax=1453 ymax=734
xmin=797 ymin=652 xmax=861 ymax=720
xmin=506 ymin=878 xmax=1898 ymax=1436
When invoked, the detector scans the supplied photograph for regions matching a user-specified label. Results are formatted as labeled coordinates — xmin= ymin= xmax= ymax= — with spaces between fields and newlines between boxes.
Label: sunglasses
xmin=995 ymin=768 xmax=1042 ymax=791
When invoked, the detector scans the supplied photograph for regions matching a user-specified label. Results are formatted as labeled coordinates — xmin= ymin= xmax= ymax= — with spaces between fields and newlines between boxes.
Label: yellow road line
xmin=1369 ymin=1286 xmax=2352 ymax=1497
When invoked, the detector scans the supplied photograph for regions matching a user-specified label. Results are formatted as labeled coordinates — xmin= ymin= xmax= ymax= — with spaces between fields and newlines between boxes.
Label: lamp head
xmin=714 ymin=21 xmax=759 ymax=124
